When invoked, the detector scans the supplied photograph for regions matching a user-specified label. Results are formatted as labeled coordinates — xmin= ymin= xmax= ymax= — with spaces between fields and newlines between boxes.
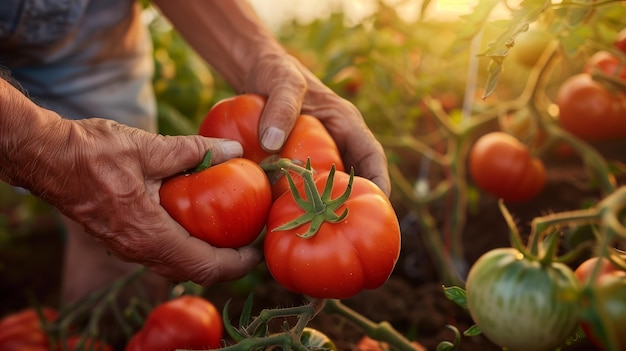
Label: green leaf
xmin=463 ymin=324 xmax=482 ymax=336
xmin=478 ymin=0 xmax=551 ymax=97
xmin=239 ymin=292 xmax=255 ymax=327
xmin=482 ymin=58 xmax=504 ymax=99
xmin=442 ymin=286 xmax=468 ymax=309
xmin=222 ymin=300 xmax=246 ymax=342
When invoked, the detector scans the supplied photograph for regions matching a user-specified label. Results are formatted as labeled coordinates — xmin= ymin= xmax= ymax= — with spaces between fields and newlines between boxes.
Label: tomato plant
xmin=575 ymin=257 xmax=626 ymax=351
xmin=264 ymin=168 xmax=401 ymax=299
xmin=126 ymin=295 xmax=223 ymax=351
xmin=468 ymin=132 xmax=546 ymax=202
xmin=465 ymin=248 xmax=581 ymax=351
xmin=198 ymin=94 xmax=344 ymax=199
xmin=557 ymin=73 xmax=626 ymax=141
xmin=160 ymin=153 xmax=272 ymax=248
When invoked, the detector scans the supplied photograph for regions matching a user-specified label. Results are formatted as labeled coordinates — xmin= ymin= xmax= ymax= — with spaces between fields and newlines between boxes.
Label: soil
xmin=2 ymin=141 xmax=622 ymax=350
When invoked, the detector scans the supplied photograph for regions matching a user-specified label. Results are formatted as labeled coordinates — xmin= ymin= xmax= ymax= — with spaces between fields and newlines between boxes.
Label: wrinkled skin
xmin=0 ymin=84 xmax=260 ymax=286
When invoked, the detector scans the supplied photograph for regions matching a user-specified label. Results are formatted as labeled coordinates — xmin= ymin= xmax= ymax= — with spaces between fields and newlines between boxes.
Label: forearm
xmin=0 ymin=78 xmax=70 ymax=190
xmin=152 ymin=0 xmax=286 ymax=92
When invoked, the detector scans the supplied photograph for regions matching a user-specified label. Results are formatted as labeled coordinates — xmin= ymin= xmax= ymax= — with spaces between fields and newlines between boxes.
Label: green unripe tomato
xmin=466 ymin=248 xmax=581 ymax=351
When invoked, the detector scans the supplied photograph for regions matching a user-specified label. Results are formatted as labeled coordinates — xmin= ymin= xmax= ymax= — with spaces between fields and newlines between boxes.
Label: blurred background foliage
xmin=2 ymin=0 xmax=626 ymax=309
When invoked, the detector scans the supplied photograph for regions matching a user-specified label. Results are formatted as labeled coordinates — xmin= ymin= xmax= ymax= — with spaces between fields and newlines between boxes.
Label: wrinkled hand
xmin=16 ymin=116 xmax=261 ymax=286
xmin=244 ymin=53 xmax=391 ymax=196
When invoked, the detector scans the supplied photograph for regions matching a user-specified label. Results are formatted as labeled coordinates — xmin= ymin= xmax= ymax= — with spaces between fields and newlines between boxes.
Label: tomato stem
xmin=498 ymin=200 xmax=534 ymax=258
xmin=268 ymin=158 xmax=353 ymax=238
xmin=538 ymin=231 xmax=559 ymax=265
xmin=324 ymin=299 xmax=421 ymax=351
xmin=192 ymin=150 xmax=213 ymax=173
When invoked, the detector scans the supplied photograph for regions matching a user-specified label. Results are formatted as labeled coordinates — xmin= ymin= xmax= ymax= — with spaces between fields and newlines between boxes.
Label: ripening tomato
xmin=468 ymin=132 xmax=546 ymax=202
xmin=575 ymin=257 xmax=626 ymax=351
xmin=574 ymin=256 xmax=623 ymax=284
xmin=583 ymin=51 xmax=626 ymax=80
xmin=466 ymin=248 xmax=581 ymax=351
xmin=160 ymin=157 xmax=271 ymax=248
xmin=125 ymin=295 xmax=223 ymax=351
xmin=557 ymin=73 xmax=626 ymax=141
xmin=198 ymin=94 xmax=344 ymax=199
xmin=264 ymin=170 xmax=401 ymax=299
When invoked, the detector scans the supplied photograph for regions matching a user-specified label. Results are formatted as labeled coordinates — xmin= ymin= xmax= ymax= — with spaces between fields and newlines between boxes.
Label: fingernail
xmin=221 ymin=140 xmax=243 ymax=158
xmin=261 ymin=127 xmax=285 ymax=152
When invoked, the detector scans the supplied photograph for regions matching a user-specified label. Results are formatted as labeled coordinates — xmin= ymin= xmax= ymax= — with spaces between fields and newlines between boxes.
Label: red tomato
xmin=575 ymin=257 xmax=626 ymax=351
xmin=583 ymin=50 xmax=626 ymax=80
xmin=198 ymin=94 xmax=268 ymax=162
xmin=614 ymin=28 xmax=626 ymax=54
xmin=0 ymin=308 xmax=58 ymax=351
xmin=160 ymin=157 xmax=271 ymax=248
xmin=0 ymin=308 xmax=112 ymax=351
xmin=264 ymin=170 xmax=401 ymax=299
xmin=468 ymin=132 xmax=546 ymax=202
xmin=125 ymin=295 xmax=223 ymax=351
xmin=557 ymin=73 xmax=626 ymax=141
xmin=574 ymin=256 xmax=623 ymax=284
xmin=199 ymin=94 xmax=344 ymax=199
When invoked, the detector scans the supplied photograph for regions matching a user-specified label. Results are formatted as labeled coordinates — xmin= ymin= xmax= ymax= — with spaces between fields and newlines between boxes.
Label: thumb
xmin=143 ymin=134 xmax=243 ymax=179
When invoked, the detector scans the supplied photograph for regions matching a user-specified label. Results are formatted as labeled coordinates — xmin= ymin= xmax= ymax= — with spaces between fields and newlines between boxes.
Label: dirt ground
xmin=1 ymin=141 xmax=621 ymax=350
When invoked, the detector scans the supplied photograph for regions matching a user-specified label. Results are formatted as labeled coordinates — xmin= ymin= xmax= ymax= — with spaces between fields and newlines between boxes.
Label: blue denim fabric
xmin=0 ymin=0 xmax=156 ymax=132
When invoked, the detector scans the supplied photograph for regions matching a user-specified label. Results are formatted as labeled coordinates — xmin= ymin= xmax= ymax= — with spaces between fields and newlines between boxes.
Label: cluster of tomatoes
xmin=556 ymin=32 xmax=626 ymax=141
xmin=1 ymin=296 xmax=356 ymax=351
xmin=160 ymin=94 xmax=402 ymax=300
xmin=468 ymin=30 xmax=626 ymax=204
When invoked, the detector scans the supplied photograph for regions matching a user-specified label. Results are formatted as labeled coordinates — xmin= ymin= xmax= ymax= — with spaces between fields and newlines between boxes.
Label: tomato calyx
xmin=272 ymin=160 xmax=353 ymax=238
xmin=192 ymin=150 xmax=213 ymax=173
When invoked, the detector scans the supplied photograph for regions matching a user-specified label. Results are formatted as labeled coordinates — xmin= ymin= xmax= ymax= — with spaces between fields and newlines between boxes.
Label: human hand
xmin=10 ymin=115 xmax=261 ymax=286
xmin=151 ymin=0 xmax=389 ymax=196
xmin=244 ymin=53 xmax=390 ymax=196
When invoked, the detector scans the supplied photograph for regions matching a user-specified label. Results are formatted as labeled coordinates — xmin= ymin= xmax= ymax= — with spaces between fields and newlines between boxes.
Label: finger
xmin=352 ymin=147 xmax=391 ymax=197
xmin=146 ymin=234 xmax=263 ymax=286
xmin=255 ymin=61 xmax=307 ymax=152
xmin=142 ymin=134 xmax=243 ymax=179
